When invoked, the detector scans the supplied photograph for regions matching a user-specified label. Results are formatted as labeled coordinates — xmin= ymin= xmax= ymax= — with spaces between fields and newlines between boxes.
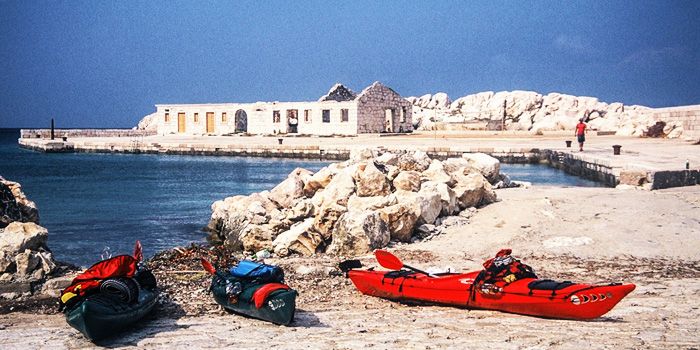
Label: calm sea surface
xmin=0 ymin=129 xmax=601 ymax=266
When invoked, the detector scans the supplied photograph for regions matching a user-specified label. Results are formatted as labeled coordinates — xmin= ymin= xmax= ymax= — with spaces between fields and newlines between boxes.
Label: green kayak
xmin=211 ymin=273 xmax=297 ymax=326
xmin=64 ymin=284 xmax=158 ymax=341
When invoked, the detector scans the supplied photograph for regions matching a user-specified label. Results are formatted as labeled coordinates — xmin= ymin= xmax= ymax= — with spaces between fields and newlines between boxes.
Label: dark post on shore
xmin=51 ymin=118 xmax=55 ymax=140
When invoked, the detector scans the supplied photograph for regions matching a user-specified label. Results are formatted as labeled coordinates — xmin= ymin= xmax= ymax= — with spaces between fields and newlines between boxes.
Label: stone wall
xmin=356 ymin=82 xmax=413 ymax=133
xmin=652 ymin=105 xmax=700 ymax=141
xmin=20 ymin=129 xmax=156 ymax=139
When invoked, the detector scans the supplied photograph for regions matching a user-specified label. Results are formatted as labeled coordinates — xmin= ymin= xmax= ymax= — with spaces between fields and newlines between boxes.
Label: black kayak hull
xmin=64 ymin=287 xmax=158 ymax=341
xmin=211 ymin=275 xmax=297 ymax=326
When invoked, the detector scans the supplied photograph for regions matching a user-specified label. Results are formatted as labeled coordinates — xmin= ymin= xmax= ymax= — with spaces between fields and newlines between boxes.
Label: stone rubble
xmin=207 ymin=149 xmax=506 ymax=258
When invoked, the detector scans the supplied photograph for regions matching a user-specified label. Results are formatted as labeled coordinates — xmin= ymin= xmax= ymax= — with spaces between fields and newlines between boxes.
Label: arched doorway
xmin=235 ymin=110 xmax=248 ymax=133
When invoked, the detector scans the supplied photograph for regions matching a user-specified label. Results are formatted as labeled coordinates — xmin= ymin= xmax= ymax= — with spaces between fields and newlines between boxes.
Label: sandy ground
xmin=1 ymin=185 xmax=699 ymax=349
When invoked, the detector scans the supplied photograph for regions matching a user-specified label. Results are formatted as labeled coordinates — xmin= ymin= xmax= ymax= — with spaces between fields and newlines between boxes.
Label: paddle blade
xmin=133 ymin=240 xmax=143 ymax=262
xmin=375 ymin=250 xmax=404 ymax=270
xmin=201 ymin=258 xmax=217 ymax=275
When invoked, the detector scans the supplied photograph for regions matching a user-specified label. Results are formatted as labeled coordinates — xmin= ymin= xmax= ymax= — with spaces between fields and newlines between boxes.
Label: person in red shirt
xmin=575 ymin=118 xmax=587 ymax=151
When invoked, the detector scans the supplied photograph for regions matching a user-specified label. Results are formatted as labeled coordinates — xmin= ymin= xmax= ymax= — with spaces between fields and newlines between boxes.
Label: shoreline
xmin=1 ymin=186 xmax=698 ymax=349
xmin=18 ymin=131 xmax=700 ymax=189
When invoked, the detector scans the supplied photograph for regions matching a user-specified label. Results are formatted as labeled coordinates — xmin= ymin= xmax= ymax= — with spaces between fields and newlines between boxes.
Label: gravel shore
xmin=1 ymin=185 xmax=698 ymax=349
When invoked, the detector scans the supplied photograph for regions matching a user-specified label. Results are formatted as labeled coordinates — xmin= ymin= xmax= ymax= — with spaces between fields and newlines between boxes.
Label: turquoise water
xmin=1 ymin=129 xmax=600 ymax=266
xmin=499 ymin=163 xmax=604 ymax=188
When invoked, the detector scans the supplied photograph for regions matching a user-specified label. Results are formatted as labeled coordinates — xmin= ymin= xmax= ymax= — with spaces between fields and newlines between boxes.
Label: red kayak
xmin=342 ymin=250 xmax=635 ymax=320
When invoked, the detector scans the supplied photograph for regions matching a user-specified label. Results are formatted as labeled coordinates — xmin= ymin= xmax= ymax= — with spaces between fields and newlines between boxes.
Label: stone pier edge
xmin=17 ymin=138 xmax=699 ymax=189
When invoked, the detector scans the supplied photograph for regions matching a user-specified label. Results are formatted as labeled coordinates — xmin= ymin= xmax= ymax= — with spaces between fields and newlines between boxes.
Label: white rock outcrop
xmin=408 ymin=90 xmax=677 ymax=137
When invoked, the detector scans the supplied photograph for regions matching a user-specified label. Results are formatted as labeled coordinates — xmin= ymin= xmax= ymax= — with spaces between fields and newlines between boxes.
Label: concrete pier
xmin=18 ymin=131 xmax=700 ymax=189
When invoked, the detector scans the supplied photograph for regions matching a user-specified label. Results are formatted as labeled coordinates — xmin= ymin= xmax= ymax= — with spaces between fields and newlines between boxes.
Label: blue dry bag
xmin=229 ymin=260 xmax=284 ymax=283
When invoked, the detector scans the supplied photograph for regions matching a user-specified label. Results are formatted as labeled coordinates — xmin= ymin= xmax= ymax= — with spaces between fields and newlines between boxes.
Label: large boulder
xmin=461 ymin=153 xmax=501 ymax=183
xmin=393 ymin=171 xmax=421 ymax=192
xmin=273 ymin=218 xmax=323 ymax=257
xmin=286 ymin=199 xmax=315 ymax=221
xmin=0 ymin=251 xmax=15 ymax=274
xmin=207 ymin=193 xmax=279 ymax=245
xmin=239 ymin=225 xmax=274 ymax=252
xmin=356 ymin=162 xmax=391 ymax=197
xmin=14 ymin=250 xmax=41 ymax=278
xmin=421 ymin=160 xmax=456 ymax=186
xmin=311 ymin=168 xmax=356 ymax=208
xmin=396 ymin=151 xmax=431 ymax=172
xmin=0 ymin=222 xmax=49 ymax=253
xmin=419 ymin=181 xmax=457 ymax=216
xmin=394 ymin=190 xmax=442 ymax=225
xmin=267 ymin=169 xmax=307 ymax=209
xmin=0 ymin=178 xmax=39 ymax=227
xmin=349 ymin=148 xmax=377 ymax=163
xmin=453 ymin=173 xmax=497 ymax=209
xmin=303 ymin=166 xmax=335 ymax=197
xmin=327 ymin=211 xmax=390 ymax=256
xmin=313 ymin=202 xmax=348 ymax=240
xmin=378 ymin=203 xmax=419 ymax=242
xmin=375 ymin=152 xmax=399 ymax=166
xmin=442 ymin=158 xmax=477 ymax=176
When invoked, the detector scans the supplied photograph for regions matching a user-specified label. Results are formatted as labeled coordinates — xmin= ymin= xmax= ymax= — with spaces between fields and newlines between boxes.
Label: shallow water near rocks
xmin=1 ymin=128 xmax=600 ymax=266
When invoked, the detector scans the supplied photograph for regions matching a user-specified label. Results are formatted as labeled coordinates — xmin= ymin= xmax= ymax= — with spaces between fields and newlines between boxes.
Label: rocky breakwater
xmin=408 ymin=90 xmax=685 ymax=138
xmin=0 ymin=177 xmax=67 ymax=301
xmin=206 ymin=149 xmax=502 ymax=257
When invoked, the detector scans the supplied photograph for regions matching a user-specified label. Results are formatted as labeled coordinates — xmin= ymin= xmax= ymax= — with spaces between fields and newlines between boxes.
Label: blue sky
xmin=1 ymin=1 xmax=698 ymax=128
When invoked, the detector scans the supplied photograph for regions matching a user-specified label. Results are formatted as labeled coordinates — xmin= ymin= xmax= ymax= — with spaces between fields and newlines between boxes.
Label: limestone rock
xmin=40 ymin=275 xmax=75 ymax=297
xmin=356 ymin=161 xmax=391 ymax=197
xmin=0 ymin=178 xmax=39 ymax=227
xmin=442 ymin=158 xmax=477 ymax=176
xmin=14 ymin=250 xmax=41 ymax=278
xmin=273 ymin=218 xmax=323 ymax=257
xmin=347 ymin=194 xmax=397 ymax=212
xmin=385 ymin=165 xmax=401 ymax=181
xmin=313 ymin=202 xmax=348 ymax=240
xmin=327 ymin=211 xmax=389 ymax=256
xmin=375 ymin=152 xmax=399 ymax=166
xmin=395 ymin=189 xmax=441 ymax=225
xmin=38 ymin=251 xmax=56 ymax=274
xmin=421 ymin=160 xmax=456 ymax=186
xmin=303 ymin=167 xmax=335 ymax=197
xmin=461 ymin=153 xmax=501 ymax=183
xmin=0 ymin=222 xmax=49 ymax=253
xmin=453 ymin=173 xmax=495 ymax=209
xmin=397 ymin=151 xmax=431 ymax=172
xmin=392 ymin=171 xmax=421 ymax=192
xmin=311 ymin=168 xmax=356 ymax=208
xmin=286 ymin=199 xmax=315 ymax=221
xmin=0 ymin=251 xmax=15 ymax=273
xmin=378 ymin=203 xmax=419 ymax=242
xmin=349 ymin=148 xmax=377 ymax=163
xmin=239 ymin=225 xmax=274 ymax=253
xmin=268 ymin=171 xmax=306 ymax=209
xmin=419 ymin=181 xmax=457 ymax=216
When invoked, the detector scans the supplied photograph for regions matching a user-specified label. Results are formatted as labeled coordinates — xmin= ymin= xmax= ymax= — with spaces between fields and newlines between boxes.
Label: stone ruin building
xmin=150 ymin=82 xmax=413 ymax=136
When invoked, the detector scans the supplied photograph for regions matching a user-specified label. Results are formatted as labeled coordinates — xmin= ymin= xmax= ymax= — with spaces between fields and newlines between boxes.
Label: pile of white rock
xmin=0 ymin=177 xmax=62 ymax=299
xmin=408 ymin=90 xmax=683 ymax=138
xmin=207 ymin=150 xmax=503 ymax=257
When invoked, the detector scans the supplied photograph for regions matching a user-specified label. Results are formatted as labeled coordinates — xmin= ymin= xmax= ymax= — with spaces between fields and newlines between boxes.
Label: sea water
xmin=0 ymin=129 xmax=601 ymax=266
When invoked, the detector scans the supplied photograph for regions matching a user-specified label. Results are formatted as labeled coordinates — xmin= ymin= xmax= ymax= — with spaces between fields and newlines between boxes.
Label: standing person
xmin=575 ymin=117 xmax=587 ymax=151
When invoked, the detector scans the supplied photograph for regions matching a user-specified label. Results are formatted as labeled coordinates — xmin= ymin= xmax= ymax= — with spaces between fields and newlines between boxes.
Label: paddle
xmin=201 ymin=258 xmax=218 ymax=275
xmin=374 ymin=250 xmax=434 ymax=277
